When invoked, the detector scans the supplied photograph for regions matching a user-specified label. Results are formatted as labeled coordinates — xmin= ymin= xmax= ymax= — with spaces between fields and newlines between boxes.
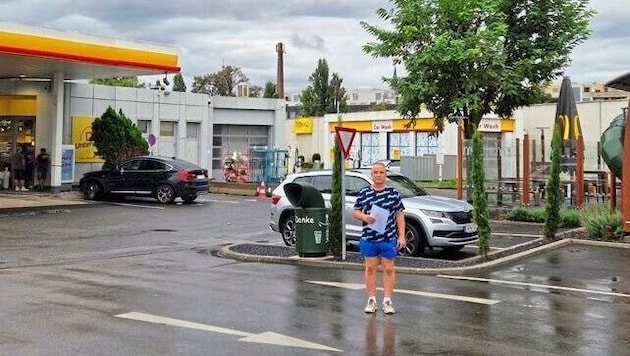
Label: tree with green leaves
xmin=191 ymin=65 xmax=249 ymax=96
xmin=361 ymin=0 xmax=593 ymax=136
xmin=172 ymin=73 xmax=186 ymax=92
xmin=543 ymin=126 xmax=563 ymax=239
xmin=263 ymin=81 xmax=278 ymax=98
xmin=90 ymin=106 xmax=149 ymax=166
xmin=471 ymin=130 xmax=491 ymax=257
xmin=300 ymin=59 xmax=348 ymax=116
xmin=89 ymin=76 xmax=146 ymax=88
xmin=329 ymin=117 xmax=343 ymax=258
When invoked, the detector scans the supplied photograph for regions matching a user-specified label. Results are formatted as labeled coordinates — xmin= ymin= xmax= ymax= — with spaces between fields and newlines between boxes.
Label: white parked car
xmin=269 ymin=169 xmax=478 ymax=256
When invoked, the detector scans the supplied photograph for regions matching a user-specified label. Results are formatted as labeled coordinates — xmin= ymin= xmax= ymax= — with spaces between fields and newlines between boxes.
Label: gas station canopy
xmin=0 ymin=21 xmax=180 ymax=80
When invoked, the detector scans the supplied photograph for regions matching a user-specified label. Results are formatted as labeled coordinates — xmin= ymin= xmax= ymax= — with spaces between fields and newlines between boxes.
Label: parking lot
xmin=0 ymin=193 xmax=628 ymax=354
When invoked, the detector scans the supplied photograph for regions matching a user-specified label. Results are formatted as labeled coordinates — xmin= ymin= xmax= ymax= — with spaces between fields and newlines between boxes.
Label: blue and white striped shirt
xmin=353 ymin=186 xmax=404 ymax=242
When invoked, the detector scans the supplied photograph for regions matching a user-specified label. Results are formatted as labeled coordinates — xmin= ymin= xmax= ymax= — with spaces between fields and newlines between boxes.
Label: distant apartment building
xmin=543 ymin=81 xmax=628 ymax=102
xmin=285 ymin=88 xmax=398 ymax=118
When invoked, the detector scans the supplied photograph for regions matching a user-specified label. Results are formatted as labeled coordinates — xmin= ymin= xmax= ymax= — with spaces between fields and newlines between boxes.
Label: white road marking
xmin=437 ymin=275 xmax=630 ymax=298
xmin=201 ymin=199 xmax=239 ymax=204
xmin=463 ymin=245 xmax=503 ymax=250
xmin=115 ymin=312 xmax=342 ymax=352
xmin=107 ymin=202 xmax=165 ymax=209
xmin=305 ymin=280 xmax=500 ymax=305
xmin=492 ymin=232 xmax=543 ymax=238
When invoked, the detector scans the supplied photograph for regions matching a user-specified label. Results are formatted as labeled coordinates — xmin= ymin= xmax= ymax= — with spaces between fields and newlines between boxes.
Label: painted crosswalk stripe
xmin=306 ymin=281 xmax=500 ymax=305
xmin=437 ymin=275 xmax=630 ymax=298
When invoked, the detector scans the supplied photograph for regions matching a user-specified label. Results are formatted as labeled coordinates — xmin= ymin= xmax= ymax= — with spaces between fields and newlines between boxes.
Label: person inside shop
xmin=0 ymin=162 xmax=10 ymax=190
xmin=24 ymin=145 xmax=36 ymax=189
xmin=11 ymin=146 xmax=27 ymax=191
xmin=36 ymin=147 xmax=50 ymax=191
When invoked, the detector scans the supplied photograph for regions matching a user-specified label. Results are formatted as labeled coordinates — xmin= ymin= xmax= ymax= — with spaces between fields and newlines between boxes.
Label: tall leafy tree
xmin=300 ymin=59 xmax=348 ymax=116
xmin=471 ymin=130 xmax=490 ymax=257
xmin=329 ymin=117 xmax=343 ymax=258
xmin=543 ymin=126 xmax=563 ymax=239
xmin=361 ymin=0 xmax=594 ymax=136
xmin=172 ymin=73 xmax=186 ymax=92
xmin=90 ymin=76 xmax=145 ymax=88
xmin=263 ymin=81 xmax=278 ymax=98
xmin=191 ymin=65 xmax=249 ymax=96
xmin=90 ymin=106 xmax=149 ymax=166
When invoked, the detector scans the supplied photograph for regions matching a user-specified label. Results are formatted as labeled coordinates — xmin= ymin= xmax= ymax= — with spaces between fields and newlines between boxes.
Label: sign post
xmin=335 ymin=126 xmax=357 ymax=261
xmin=148 ymin=133 xmax=157 ymax=156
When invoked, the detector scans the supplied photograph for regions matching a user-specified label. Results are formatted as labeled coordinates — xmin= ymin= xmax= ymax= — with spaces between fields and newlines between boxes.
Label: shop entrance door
xmin=0 ymin=117 xmax=36 ymax=188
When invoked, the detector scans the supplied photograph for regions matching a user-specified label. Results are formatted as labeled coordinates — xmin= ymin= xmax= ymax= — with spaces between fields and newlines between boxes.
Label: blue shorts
xmin=360 ymin=239 xmax=398 ymax=260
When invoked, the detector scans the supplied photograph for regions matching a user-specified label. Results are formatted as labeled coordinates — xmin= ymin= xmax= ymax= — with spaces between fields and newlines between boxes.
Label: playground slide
xmin=600 ymin=113 xmax=625 ymax=179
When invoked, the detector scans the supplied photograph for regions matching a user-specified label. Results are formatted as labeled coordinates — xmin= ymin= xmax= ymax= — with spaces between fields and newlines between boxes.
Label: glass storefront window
xmin=416 ymin=132 xmax=439 ymax=156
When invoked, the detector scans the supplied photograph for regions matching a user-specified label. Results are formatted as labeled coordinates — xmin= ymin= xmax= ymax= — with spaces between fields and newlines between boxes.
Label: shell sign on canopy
xmin=294 ymin=117 xmax=313 ymax=134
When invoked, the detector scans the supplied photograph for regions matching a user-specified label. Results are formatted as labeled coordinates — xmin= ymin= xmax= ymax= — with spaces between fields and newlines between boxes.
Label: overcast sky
xmin=0 ymin=0 xmax=626 ymax=94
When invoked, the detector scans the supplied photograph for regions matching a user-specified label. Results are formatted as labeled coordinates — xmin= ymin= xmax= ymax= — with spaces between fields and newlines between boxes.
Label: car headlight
xmin=420 ymin=210 xmax=448 ymax=218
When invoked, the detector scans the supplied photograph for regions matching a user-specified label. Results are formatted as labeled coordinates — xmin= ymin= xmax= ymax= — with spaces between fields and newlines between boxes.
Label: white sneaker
xmin=364 ymin=298 xmax=378 ymax=313
xmin=20 ymin=187 xmax=28 ymax=191
xmin=382 ymin=300 xmax=396 ymax=314
xmin=15 ymin=187 xmax=19 ymax=191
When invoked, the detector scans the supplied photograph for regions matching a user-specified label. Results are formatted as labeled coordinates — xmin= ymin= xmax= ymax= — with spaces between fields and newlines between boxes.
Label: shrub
xmin=559 ymin=209 xmax=581 ymax=228
xmin=506 ymin=207 xmax=582 ymax=228
xmin=578 ymin=203 xmax=623 ymax=241
xmin=311 ymin=153 xmax=321 ymax=162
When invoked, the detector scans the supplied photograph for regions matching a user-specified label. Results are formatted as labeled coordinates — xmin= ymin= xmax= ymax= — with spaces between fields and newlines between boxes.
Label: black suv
xmin=79 ymin=156 xmax=209 ymax=204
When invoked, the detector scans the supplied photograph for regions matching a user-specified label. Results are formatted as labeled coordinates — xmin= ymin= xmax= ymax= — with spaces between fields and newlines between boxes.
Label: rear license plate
xmin=464 ymin=223 xmax=477 ymax=233
xmin=197 ymin=175 xmax=205 ymax=179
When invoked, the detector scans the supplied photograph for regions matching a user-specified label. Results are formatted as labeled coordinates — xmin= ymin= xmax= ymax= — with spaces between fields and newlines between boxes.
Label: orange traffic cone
xmin=257 ymin=180 xmax=266 ymax=199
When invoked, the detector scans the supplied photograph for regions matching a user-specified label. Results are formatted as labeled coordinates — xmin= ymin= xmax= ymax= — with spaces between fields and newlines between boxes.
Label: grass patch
xmin=416 ymin=179 xmax=457 ymax=189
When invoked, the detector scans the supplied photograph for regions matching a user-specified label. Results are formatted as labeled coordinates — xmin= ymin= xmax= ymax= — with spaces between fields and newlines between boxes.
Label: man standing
xmin=36 ymin=148 xmax=50 ymax=190
xmin=352 ymin=162 xmax=405 ymax=314
xmin=11 ymin=146 xmax=27 ymax=191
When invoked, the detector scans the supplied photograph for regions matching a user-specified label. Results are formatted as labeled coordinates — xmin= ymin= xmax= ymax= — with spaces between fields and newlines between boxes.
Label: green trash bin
xmin=284 ymin=182 xmax=329 ymax=257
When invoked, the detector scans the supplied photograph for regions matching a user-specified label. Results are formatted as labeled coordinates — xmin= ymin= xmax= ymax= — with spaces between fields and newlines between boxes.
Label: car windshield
xmin=387 ymin=175 xmax=429 ymax=198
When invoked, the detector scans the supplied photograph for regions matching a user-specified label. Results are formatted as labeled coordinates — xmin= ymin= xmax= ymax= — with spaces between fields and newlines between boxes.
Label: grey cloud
xmin=0 ymin=0 xmax=627 ymax=90
xmin=290 ymin=33 xmax=326 ymax=51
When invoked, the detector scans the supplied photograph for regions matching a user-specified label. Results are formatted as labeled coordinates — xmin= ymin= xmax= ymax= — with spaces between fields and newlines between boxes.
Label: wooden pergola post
xmin=575 ymin=137 xmax=585 ymax=208
xmin=623 ymin=99 xmax=630 ymax=233
xmin=522 ymin=133 xmax=530 ymax=207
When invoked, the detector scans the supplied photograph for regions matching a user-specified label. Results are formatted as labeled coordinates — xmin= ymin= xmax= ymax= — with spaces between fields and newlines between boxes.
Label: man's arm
xmin=396 ymin=210 xmax=406 ymax=248
xmin=353 ymin=208 xmax=375 ymax=224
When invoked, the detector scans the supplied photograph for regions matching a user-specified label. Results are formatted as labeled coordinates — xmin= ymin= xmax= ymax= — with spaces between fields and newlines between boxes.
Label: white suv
xmin=269 ymin=169 xmax=478 ymax=256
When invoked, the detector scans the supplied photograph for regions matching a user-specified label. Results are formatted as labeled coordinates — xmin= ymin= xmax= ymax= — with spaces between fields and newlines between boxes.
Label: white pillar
xmin=50 ymin=72 xmax=65 ymax=192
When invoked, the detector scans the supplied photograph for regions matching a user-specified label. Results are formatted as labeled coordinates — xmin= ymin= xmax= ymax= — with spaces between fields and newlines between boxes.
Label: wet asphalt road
xmin=0 ymin=194 xmax=628 ymax=355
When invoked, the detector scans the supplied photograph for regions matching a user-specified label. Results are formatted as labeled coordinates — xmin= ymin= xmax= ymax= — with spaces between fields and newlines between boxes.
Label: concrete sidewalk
xmin=0 ymin=190 xmax=92 ymax=212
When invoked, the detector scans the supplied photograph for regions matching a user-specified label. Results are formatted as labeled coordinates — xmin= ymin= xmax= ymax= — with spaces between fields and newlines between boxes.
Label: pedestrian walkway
xmin=0 ymin=190 xmax=91 ymax=212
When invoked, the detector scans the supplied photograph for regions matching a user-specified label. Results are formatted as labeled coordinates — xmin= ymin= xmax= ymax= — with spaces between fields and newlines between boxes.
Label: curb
xmin=219 ymin=238 xmax=628 ymax=275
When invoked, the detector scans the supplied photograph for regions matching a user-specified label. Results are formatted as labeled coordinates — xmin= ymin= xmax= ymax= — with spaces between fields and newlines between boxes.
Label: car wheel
xmin=399 ymin=222 xmax=426 ymax=257
xmin=155 ymin=184 xmax=176 ymax=204
xmin=82 ymin=181 xmax=101 ymax=201
xmin=280 ymin=214 xmax=296 ymax=246
xmin=182 ymin=194 xmax=198 ymax=204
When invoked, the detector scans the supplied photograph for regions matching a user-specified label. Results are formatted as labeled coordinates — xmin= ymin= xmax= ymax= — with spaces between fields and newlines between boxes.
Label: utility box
xmin=283 ymin=182 xmax=329 ymax=257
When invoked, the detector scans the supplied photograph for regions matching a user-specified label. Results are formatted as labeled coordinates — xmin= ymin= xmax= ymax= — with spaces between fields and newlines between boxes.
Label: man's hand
xmin=397 ymin=235 xmax=406 ymax=250
xmin=363 ymin=213 xmax=375 ymax=224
